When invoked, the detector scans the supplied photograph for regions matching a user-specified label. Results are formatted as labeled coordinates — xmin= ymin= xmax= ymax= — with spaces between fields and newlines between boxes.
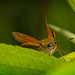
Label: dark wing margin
xmin=52 ymin=30 xmax=56 ymax=39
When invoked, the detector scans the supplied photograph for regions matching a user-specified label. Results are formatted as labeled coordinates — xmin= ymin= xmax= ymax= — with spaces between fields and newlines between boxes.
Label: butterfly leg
xmin=56 ymin=49 xmax=65 ymax=61
xmin=57 ymin=44 xmax=68 ymax=54
xmin=48 ymin=53 xmax=50 ymax=56
xmin=47 ymin=50 xmax=50 ymax=56
xmin=43 ymin=49 xmax=50 ymax=56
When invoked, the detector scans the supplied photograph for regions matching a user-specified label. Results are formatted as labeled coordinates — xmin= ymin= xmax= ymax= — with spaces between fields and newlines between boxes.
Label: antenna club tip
xmin=69 ymin=37 xmax=74 ymax=40
xmin=55 ymin=37 xmax=74 ymax=43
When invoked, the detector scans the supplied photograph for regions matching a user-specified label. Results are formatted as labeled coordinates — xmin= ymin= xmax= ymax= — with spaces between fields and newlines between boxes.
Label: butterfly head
xmin=38 ymin=39 xmax=57 ymax=55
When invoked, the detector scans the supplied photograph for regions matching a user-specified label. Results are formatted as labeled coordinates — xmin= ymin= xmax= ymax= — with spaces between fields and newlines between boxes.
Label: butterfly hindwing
xmin=20 ymin=43 xmax=42 ymax=51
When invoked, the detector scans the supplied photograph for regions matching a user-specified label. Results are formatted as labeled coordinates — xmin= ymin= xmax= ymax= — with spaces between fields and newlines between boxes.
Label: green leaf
xmin=47 ymin=52 xmax=75 ymax=75
xmin=48 ymin=60 xmax=75 ymax=75
xmin=60 ymin=52 xmax=75 ymax=61
xmin=66 ymin=0 xmax=75 ymax=12
xmin=0 ymin=43 xmax=66 ymax=75
xmin=0 ymin=43 xmax=75 ymax=75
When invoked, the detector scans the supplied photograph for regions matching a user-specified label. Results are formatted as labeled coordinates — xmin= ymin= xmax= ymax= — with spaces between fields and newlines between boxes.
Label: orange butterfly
xmin=12 ymin=17 xmax=74 ymax=60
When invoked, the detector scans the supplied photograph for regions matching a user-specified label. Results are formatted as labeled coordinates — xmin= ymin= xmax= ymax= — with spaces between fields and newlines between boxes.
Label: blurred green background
xmin=0 ymin=0 xmax=75 ymax=57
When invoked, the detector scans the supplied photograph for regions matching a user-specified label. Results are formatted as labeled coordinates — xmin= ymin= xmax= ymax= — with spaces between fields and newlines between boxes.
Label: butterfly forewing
xmin=12 ymin=32 xmax=41 ymax=43
xmin=44 ymin=17 xmax=55 ymax=41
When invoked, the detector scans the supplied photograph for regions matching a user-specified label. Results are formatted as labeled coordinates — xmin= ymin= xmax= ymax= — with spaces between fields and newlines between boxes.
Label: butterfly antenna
xmin=55 ymin=37 xmax=74 ymax=43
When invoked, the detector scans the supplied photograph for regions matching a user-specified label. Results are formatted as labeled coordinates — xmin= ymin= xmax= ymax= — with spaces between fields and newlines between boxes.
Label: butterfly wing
xmin=12 ymin=32 xmax=41 ymax=43
xmin=12 ymin=32 xmax=42 ymax=50
xmin=44 ymin=17 xmax=55 ymax=41
xmin=20 ymin=43 xmax=42 ymax=51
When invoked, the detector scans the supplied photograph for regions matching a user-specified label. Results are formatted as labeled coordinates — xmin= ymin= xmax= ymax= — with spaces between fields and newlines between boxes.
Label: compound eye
xmin=47 ymin=43 xmax=51 ymax=47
